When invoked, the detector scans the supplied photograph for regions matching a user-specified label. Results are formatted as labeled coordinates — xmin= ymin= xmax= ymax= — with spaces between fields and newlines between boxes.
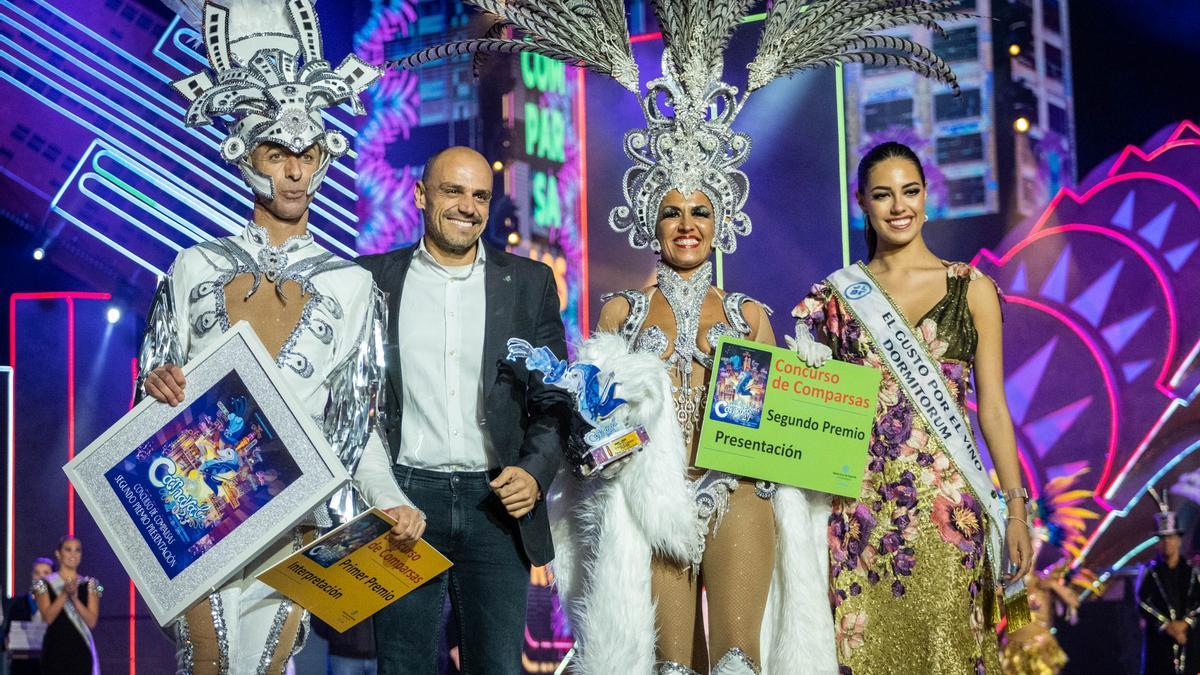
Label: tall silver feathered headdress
xmin=167 ymin=0 xmax=382 ymax=198
xmin=395 ymin=0 xmax=966 ymax=253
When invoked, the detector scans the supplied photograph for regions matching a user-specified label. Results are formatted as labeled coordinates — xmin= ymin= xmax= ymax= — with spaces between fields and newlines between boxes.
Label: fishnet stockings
xmin=651 ymin=480 xmax=776 ymax=670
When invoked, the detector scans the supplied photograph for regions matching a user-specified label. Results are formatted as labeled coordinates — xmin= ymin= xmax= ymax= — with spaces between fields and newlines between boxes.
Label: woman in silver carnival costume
xmin=395 ymin=1 xmax=969 ymax=672
xmin=139 ymin=1 xmax=422 ymax=672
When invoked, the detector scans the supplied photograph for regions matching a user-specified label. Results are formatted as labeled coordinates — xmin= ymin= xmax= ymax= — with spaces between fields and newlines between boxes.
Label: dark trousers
xmin=374 ymin=465 xmax=531 ymax=675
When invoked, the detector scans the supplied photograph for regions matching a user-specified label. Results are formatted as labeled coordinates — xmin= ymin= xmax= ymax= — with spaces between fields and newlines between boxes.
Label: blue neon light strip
xmin=93 ymin=149 xmax=211 ymax=243
xmin=53 ymin=208 xmax=164 ymax=276
xmin=1111 ymin=536 xmax=1160 ymax=572
xmin=5 ymin=2 xmax=361 ymax=232
xmin=79 ymin=174 xmax=184 ymax=253
xmin=5 ymin=72 xmax=245 ymax=267
xmin=0 ymin=30 xmax=360 ymax=242
xmin=0 ymin=55 xmax=356 ymax=258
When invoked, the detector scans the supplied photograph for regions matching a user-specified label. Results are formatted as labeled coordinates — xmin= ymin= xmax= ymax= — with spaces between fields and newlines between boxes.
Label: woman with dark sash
xmin=790 ymin=142 xmax=1034 ymax=673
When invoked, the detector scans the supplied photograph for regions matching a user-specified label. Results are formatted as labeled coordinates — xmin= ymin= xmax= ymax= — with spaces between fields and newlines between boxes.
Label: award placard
xmin=695 ymin=337 xmax=880 ymax=497
xmin=64 ymin=322 xmax=350 ymax=626
xmin=258 ymin=508 xmax=452 ymax=632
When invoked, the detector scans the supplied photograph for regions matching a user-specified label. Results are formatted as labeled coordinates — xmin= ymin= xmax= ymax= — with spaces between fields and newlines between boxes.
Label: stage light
xmin=106 ymin=307 xmax=122 ymax=324
xmin=1008 ymin=44 xmax=1021 ymax=57
xmin=1013 ymin=116 xmax=1031 ymax=133
xmin=507 ymin=231 xmax=521 ymax=246
xmin=32 ymin=248 xmax=45 ymax=261
xmin=492 ymin=160 xmax=504 ymax=172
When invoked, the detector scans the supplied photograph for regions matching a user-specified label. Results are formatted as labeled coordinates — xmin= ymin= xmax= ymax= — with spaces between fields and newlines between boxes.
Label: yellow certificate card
xmin=257 ymin=507 xmax=451 ymax=632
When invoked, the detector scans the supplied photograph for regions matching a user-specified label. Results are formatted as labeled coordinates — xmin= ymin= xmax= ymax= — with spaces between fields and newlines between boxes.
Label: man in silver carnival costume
xmin=139 ymin=1 xmax=424 ymax=672
xmin=396 ymin=1 xmax=967 ymax=673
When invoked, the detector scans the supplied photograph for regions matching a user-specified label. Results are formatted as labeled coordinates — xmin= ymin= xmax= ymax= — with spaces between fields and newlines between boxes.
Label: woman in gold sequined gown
xmin=792 ymin=142 xmax=1034 ymax=674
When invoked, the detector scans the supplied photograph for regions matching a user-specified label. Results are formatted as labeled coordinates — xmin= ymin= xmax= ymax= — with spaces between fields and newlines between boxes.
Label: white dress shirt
xmin=393 ymin=239 xmax=495 ymax=471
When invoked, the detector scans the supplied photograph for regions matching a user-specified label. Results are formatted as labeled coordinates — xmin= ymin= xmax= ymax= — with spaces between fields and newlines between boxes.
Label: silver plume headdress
xmin=395 ymin=0 xmax=968 ymax=253
xmin=166 ymin=0 xmax=382 ymax=198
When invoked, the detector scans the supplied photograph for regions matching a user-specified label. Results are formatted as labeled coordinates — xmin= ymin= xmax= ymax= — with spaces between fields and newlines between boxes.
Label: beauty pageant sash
xmin=827 ymin=263 xmax=1022 ymax=601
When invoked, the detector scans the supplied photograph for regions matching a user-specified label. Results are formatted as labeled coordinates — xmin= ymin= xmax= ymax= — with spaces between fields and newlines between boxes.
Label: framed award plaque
xmin=64 ymin=322 xmax=349 ymax=626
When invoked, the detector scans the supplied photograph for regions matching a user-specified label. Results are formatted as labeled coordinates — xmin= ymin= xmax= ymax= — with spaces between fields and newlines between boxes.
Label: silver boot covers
xmin=655 ymin=648 xmax=759 ymax=675
xmin=711 ymin=647 xmax=760 ymax=675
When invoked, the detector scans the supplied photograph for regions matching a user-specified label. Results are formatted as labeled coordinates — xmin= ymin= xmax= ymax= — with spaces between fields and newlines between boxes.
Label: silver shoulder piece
xmin=704 ymin=292 xmax=773 ymax=368
xmin=721 ymin=292 xmax=772 ymax=336
xmin=322 ymin=286 xmax=387 ymax=520
xmin=600 ymin=289 xmax=651 ymax=347
xmin=136 ymin=275 xmax=186 ymax=403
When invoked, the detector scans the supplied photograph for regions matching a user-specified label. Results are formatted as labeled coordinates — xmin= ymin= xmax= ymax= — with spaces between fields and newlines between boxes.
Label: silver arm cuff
xmin=136 ymin=275 xmax=185 ymax=402
xmin=322 ymin=287 xmax=388 ymax=520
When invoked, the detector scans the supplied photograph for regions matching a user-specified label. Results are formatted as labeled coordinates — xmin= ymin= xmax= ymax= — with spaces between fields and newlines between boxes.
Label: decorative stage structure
xmin=970 ymin=120 xmax=1200 ymax=577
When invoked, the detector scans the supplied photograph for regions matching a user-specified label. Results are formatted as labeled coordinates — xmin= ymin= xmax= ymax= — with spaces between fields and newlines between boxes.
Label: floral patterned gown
xmin=793 ymin=262 xmax=1002 ymax=675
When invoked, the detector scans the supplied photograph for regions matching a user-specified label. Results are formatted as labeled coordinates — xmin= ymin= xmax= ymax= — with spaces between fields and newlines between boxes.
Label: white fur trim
xmin=761 ymin=487 xmax=838 ymax=674
xmin=549 ymin=333 xmax=838 ymax=674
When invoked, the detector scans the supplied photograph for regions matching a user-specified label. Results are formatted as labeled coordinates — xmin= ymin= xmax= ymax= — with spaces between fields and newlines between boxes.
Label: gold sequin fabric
xmin=794 ymin=263 xmax=1003 ymax=674
xmin=1002 ymin=573 xmax=1068 ymax=674
xmin=1001 ymin=627 xmax=1068 ymax=675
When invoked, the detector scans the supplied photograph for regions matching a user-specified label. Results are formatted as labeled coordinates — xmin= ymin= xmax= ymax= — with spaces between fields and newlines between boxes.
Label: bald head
xmin=422 ymin=146 xmax=490 ymax=185
xmin=416 ymin=146 xmax=494 ymax=265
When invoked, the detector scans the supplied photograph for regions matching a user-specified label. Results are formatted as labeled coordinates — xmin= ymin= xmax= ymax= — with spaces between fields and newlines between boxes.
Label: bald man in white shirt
xmin=357 ymin=147 xmax=571 ymax=675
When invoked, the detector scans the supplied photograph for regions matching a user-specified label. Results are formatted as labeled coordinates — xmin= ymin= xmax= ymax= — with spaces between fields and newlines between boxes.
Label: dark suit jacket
xmin=357 ymin=243 xmax=571 ymax=567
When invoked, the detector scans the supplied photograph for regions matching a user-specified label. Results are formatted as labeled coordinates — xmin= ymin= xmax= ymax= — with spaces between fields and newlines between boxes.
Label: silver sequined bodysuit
xmin=603 ymin=261 xmax=776 ymax=553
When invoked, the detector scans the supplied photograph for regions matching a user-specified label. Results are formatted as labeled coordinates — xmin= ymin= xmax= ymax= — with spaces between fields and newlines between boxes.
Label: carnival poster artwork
xmin=104 ymin=370 xmax=302 ymax=579
xmin=304 ymin=512 xmax=393 ymax=569
xmin=709 ymin=342 xmax=772 ymax=429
